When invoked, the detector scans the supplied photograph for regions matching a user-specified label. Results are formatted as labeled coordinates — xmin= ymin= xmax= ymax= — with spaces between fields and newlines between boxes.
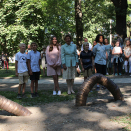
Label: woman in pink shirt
xmin=46 ymin=36 xmax=61 ymax=95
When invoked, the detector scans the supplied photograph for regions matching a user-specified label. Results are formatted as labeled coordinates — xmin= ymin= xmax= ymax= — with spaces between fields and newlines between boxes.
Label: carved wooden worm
xmin=0 ymin=95 xmax=32 ymax=116
xmin=76 ymin=73 xmax=124 ymax=106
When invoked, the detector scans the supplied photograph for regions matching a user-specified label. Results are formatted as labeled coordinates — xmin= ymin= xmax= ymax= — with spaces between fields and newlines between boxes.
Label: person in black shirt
xmin=80 ymin=42 xmax=94 ymax=81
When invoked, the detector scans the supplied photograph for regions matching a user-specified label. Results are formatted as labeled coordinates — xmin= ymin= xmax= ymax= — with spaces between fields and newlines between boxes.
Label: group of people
xmin=15 ymin=34 xmax=131 ymax=98
xmin=0 ymin=53 xmax=9 ymax=69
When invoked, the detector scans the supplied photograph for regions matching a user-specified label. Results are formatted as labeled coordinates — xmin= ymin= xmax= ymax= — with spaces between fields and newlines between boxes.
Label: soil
xmin=0 ymin=83 xmax=131 ymax=131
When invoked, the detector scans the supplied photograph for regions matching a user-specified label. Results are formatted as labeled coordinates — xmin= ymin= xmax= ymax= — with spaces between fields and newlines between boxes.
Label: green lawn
xmin=111 ymin=114 xmax=131 ymax=131
xmin=0 ymin=90 xmax=97 ymax=107
xmin=0 ymin=63 xmax=50 ymax=78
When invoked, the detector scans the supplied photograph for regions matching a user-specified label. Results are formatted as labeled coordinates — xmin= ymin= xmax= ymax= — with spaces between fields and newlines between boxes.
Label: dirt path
xmin=0 ymin=83 xmax=131 ymax=131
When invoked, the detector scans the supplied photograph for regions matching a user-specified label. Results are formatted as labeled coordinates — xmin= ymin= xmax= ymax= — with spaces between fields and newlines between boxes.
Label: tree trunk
xmin=75 ymin=0 xmax=83 ymax=47
xmin=111 ymin=0 xmax=128 ymax=40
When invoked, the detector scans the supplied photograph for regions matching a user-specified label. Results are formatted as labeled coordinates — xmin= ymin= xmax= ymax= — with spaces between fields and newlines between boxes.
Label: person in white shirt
xmin=81 ymin=38 xmax=92 ymax=51
xmin=15 ymin=43 xmax=28 ymax=99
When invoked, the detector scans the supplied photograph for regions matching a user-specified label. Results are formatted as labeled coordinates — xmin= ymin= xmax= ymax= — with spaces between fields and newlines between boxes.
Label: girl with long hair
xmin=46 ymin=36 xmax=61 ymax=95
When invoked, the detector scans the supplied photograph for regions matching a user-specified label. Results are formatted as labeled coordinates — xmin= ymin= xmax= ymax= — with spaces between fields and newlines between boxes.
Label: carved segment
xmin=0 ymin=95 xmax=32 ymax=116
xmin=76 ymin=73 xmax=124 ymax=106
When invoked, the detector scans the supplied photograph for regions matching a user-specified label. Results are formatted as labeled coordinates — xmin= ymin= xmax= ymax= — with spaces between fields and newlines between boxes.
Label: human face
xmin=43 ymin=48 xmax=46 ymax=52
xmin=65 ymin=36 xmax=71 ymax=45
xmin=52 ymin=37 xmax=57 ymax=45
xmin=84 ymin=44 xmax=89 ymax=51
xmin=84 ymin=38 xmax=88 ymax=42
xmin=126 ymin=40 xmax=130 ymax=46
xmin=20 ymin=44 xmax=26 ymax=53
xmin=115 ymin=42 xmax=119 ymax=47
xmin=93 ymin=41 xmax=97 ymax=46
xmin=31 ymin=44 xmax=37 ymax=51
xmin=104 ymin=39 xmax=108 ymax=45
xmin=99 ymin=36 xmax=103 ymax=43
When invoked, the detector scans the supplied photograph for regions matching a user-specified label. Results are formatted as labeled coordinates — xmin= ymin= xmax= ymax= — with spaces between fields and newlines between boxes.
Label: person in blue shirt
xmin=93 ymin=34 xmax=108 ymax=90
xmin=61 ymin=34 xmax=78 ymax=95
xmin=27 ymin=42 xmax=41 ymax=98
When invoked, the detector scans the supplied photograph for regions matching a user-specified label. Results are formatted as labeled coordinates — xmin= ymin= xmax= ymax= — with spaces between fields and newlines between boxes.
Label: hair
xmin=83 ymin=42 xmax=89 ymax=50
xmin=95 ymin=34 xmax=104 ymax=44
xmin=49 ymin=36 xmax=59 ymax=52
xmin=31 ymin=42 xmax=37 ymax=46
xmin=115 ymin=40 xmax=120 ymax=46
xmin=112 ymin=40 xmax=116 ymax=47
xmin=19 ymin=43 xmax=26 ymax=47
xmin=124 ymin=38 xmax=130 ymax=47
xmin=64 ymin=34 xmax=72 ymax=41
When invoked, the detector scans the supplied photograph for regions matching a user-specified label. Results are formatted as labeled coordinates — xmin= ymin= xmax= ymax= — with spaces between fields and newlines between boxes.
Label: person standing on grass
xmin=46 ymin=36 xmax=61 ymax=95
xmin=41 ymin=46 xmax=47 ymax=77
xmin=80 ymin=42 xmax=94 ymax=81
xmin=61 ymin=34 xmax=78 ymax=95
xmin=93 ymin=34 xmax=108 ymax=91
xmin=112 ymin=41 xmax=123 ymax=76
xmin=15 ymin=43 xmax=28 ymax=99
xmin=104 ymin=38 xmax=112 ymax=75
xmin=27 ymin=42 xmax=41 ymax=98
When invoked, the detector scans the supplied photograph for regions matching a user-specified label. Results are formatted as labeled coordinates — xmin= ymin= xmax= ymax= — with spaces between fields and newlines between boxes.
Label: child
xmin=27 ymin=42 xmax=41 ymax=98
xmin=112 ymin=41 xmax=123 ymax=76
xmin=124 ymin=39 xmax=131 ymax=75
xmin=15 ymin=43 xmax=28 ymax=98
xmin=80 ymin=42 xmax=94 ymax=81
xmin=93 ymin=34 xmax=108 ymax=90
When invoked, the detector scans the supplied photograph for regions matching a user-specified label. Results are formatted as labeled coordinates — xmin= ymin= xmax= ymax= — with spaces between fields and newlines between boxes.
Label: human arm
xmin=55 ymin=46 xmax=61 ymax=66
xmin=61 ymin=45 xmax=67 ymax=70
xmin=75 ymin=45 xmax=78 ymax=68
xmin=27 ymin=53 xmax=33 ymax=75
xmin=80 ymin=58 xmax=84 ymax=72
xmin=106 ymin=52 xmax=108 ymax=60
xmin=15 ymin=60 xmax=18 ymax=76
xmin=46 ymin=46 xmax=55 ymax=66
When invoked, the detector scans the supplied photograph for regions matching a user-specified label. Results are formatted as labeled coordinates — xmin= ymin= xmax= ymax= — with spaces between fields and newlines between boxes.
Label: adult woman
xmin=41 ymin=46 xmax=47 ymax=76
xmin=61 ymin=34 xmax=78 ymax=94
xmin=46 ymin=36 xmax=61 ymax=95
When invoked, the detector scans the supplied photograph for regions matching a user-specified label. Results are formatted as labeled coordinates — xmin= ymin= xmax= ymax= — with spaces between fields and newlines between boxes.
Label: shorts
xmin=95 ymin=63 xmax=106 ymax=75
xmin=30 ymin=72 xmax=40 ymax=80
xmin=18 ymin=71 xmax=29 ymax=84
xmin=84 ymin=68 xmax=92 ymax=77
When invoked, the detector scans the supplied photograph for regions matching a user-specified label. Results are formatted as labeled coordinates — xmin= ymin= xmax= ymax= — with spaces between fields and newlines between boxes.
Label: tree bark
xmin=75 ymin=0 xmax=83 ymax=47
xmin=111 ymin=0 xmax=128 ymax=40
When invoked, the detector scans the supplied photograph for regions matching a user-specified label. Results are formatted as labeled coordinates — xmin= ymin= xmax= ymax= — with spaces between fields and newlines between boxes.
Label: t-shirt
xmin=80 ymin=50 xmax=94 ymax=69
xmin=15 ymin=52 xmax=28 ymax=73
xmin=27 ymin=50 xmax=41 ymax=72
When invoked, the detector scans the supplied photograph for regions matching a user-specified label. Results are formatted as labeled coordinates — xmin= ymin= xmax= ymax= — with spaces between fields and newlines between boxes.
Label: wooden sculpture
xmin=0 ymin=95 xmax=32 ymax=116
xmin=76 ymin=73 xmax=124 ymax=106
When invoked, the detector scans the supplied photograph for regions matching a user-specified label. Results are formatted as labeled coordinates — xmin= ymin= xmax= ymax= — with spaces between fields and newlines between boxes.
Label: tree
xmin=111 ymin=0 xmax=128 ymax=40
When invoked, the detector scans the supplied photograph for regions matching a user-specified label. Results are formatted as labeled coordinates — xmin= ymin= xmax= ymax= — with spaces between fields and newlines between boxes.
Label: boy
xmin=27 ymin=42 xmax=41 ymax=98
xmin=15 ymin=43 xmax=28 ymax=98
xmin=80 ymin=42 xmax=94 ymax=81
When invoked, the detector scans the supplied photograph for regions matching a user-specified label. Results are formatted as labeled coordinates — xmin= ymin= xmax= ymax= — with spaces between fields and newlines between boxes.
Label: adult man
xmin=81 ymin=38 xmax=92 ymax=51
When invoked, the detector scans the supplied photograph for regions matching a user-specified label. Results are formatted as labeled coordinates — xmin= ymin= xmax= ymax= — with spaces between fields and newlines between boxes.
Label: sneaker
xmin=17 ymin=94 xmax=22 ymax=99
xmin=106 ymin=73 xmax=109 ymax=75
xmin=31 ymin=93 xmax=35 ymax=98
xmin=119 ymin=73 xmax=122 ymax=76
xmin=115 ymin=73 xmax=118 ymax=76
xmin=35 ymin=92 xmax=39 ymax=97
xmin=53 ymin=91 xmax=57 ymax=95
xmin=57 ymin=90 xmax=61 ymax=95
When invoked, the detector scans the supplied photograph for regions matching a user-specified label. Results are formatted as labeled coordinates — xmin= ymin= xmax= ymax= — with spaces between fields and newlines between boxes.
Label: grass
xmin=0 ymin=90 xmax=98 ymax=107
xmin=0 ymin=63 xmax=53 ymax=78
xmin=111 ymin=114 xmax=131 ymax=131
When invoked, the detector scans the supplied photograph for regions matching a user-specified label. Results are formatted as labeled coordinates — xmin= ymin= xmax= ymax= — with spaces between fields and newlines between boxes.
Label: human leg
xmin=124 ymin=60 xmax=128 ymax=73
xmin=70 ymin=79 xmax=75 ymax=93
xmin=66 ymin=79 xmax=71 ymax=94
